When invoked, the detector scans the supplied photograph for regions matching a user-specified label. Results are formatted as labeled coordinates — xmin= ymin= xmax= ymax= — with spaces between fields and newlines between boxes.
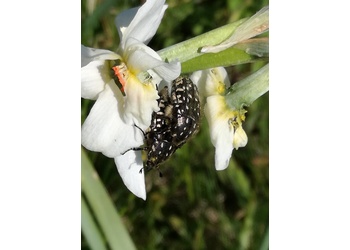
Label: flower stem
xmin=158 ymin=18 xmax=247 ymax=63
xmin=225 ymin=63 xmax=269 ymax=109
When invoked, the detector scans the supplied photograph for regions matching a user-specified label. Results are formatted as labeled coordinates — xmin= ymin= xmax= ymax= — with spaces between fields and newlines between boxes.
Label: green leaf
xmin=81 ymin=148 xmax=136 ymax=250
xmin=81 ymin=196 xmax=108 ymax=250
xmin=239 ymin=199 xmax=257 ymax=250
xmin=259 ymin=226 xmax=269 ymax=250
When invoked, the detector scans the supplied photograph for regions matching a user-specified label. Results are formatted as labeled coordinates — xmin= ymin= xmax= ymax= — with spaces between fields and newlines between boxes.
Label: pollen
xmin=111 ymin=61 xmax=128 ymax=96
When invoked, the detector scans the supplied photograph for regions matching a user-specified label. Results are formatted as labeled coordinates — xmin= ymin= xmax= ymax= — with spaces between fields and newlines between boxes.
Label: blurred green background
xmin=81 ymin=0 xmax=269 ymax=249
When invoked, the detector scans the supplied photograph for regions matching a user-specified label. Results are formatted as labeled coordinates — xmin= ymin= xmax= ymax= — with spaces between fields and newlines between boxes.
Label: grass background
xmin=81 ymin=0 xmax=269 ymax=249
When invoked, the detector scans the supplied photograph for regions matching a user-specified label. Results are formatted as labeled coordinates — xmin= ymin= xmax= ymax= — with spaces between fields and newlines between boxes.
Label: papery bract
xmin=201 ymin=6 xmax=269 ymax=53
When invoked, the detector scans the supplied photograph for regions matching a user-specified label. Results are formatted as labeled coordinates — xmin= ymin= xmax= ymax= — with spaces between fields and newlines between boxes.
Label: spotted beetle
xmin=142 ymin=86 xmax=177 ymax=171
xmin=123 ymin=85 xmax=176 ymax=172
xmin=124 ymin=76 xmax=201 ymax=173
xmin=170 ymin=76 xmax=201 ymax=147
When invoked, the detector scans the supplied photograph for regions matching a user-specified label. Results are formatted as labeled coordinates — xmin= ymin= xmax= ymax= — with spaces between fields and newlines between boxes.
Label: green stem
xmin=226 ymin=63 xmax=269 ymax=109
xmin=157 ymin=15 xmax=268 ymax=73
xmin=157 ymin=6 xmax=269 ymax=73
xmin=158 ymin=18 xmax=247 ymax=63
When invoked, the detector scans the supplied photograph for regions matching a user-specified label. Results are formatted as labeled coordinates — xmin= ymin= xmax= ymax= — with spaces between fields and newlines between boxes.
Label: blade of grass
xmin=259 ymin=226 xmax=269 ymax=250
xmin=239 ymin=199 xmax=257 ymax=250
xmin=81 ymin=196 xmax=108 ymax=250
xmin=81 ymin=148 xmax=136 ymax=250
xmin=82 ymin=0 xmax=117 ymax=43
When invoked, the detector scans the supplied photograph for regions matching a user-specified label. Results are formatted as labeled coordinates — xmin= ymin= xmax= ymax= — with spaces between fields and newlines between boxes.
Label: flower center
xmin=227 ymin=108 xmax=246 ymax=132
xmin=217 ymin=82 xmax=226 ymax=95
xmin=136 ymin=71 xmax=153 ymax=85
xmin=110 ymin=60 xmax=128 ymax=96
xmin=110 ymin=60 xmax=154 ymax=96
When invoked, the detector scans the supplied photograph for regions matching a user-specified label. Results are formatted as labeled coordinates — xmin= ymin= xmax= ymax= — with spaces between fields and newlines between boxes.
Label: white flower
xmin=205 ymin=95 xmax=248 ymax=170
xmin=191 ymin=67 xmax=247 ymax=171
xmin=81 ymin=0 xmax=181 ymax=200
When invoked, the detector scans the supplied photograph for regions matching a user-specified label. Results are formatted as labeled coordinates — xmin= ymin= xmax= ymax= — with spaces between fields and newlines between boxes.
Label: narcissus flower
xmin=191 ymin=67 xmax=247 ymax=171
xmin=81 ymin=0 xmax=181 ymax=200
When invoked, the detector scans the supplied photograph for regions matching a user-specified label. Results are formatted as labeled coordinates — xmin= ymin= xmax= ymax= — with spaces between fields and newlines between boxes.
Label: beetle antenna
xmin=134 ymin=124 xmax=146 ymax=137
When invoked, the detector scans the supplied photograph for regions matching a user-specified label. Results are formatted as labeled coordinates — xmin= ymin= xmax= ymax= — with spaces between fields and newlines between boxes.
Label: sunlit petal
xmin=191 ymin=68 xmax=230 ymax=99
xmin=233 ymin=125 xmax=248 ymax=149
xmin=115 ymin=150 xmax=146 ymax=200
xmin=114 ymin=6 xmax=139 ymax=43
xmin=81 ymin=81 xmax=144 ymax=158
xmin=81 ymin=60 xmax=110 ymax=100
xmin=116 ymin=0 xmax=167 ymax=48
xmin=124 ymin=39 xmax=181 ymax=82
xmin=214 ymin=136 xmax=234 ymax=171
xmin=123 ymin=75 xmax=159 ymax=130
xmin=205 ymin=95 xmax=235 ymax=170
xmin=81 ymin=45 xmax=120 ymax=67
xmin=152 ymin=60 xmax=181 ymax=83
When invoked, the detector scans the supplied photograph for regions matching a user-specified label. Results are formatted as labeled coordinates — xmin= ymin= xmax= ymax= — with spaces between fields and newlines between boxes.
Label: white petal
xmin=114 ymin=6 xmax=139 ymax=42
xmin=189 ymin=70 xmax=203 ymax=87
xmin=205 ymin=68 xmax=230 ymax=95
xmin=191 ymin=67 xmax=230 ymax=99
xmin=116 ymin=0 xmax=167 ymax=48
xmin=214 ymin=137 xmax=234 ymax=171
xmin=81 ymin=81 xmax=144 ymax=158
xmin=233 ymin=125 xmax=248 ymax=149
xmin=205 ymin=96 xmax=235 ymax=170
xmin=81 ymin=60 xmax=109 ymax=100
xmin=81 ymin=45 xmax=120 ymax=67
xmin=123 ymin=75 xmax=159 ymax=129
xmin=205 ymin=95 xmax=249 ymax=170
xmin=125 ymin=39 xmax=180 ymax=82
xmin=115 ymin=150 xmax=146 ymax=200
xmin=190 ymin=70 xmax=207 ymax=103
xmin=153 ymin=60 xmax=181 ymax=83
